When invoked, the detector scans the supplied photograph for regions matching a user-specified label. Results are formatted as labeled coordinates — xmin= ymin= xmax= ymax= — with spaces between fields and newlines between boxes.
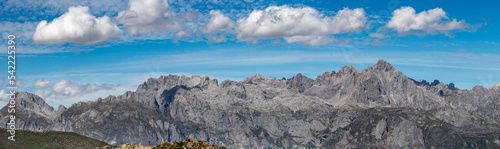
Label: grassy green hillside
xmin=0 ymin=128 xmax=109 ymax=149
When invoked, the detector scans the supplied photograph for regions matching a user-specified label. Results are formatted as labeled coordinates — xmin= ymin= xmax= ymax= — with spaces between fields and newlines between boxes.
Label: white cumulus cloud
xmin=386 ymin=6 xmax=470 ymax=35
xmin=116 ymin=0 xmax=181 ymax=35
xmin=32 ymin=6 xmax=122 ymax=44
xmin=236 ymin=5 xmax=368 ymax=46
xmin=0 ymin=90 xmax=9 ymax=101
xmin=32 ymin=79 xmax=114 ymax=99
xmin=52 ymin=80 xmax=113 ymax=98
xmin=33 ymin=79 xmax=52 ymax=98
xmin=206 ymin=10 xmax=235 ymax=32
xmin=33 ymin=78 xmax=51 ymax=89
xmin=35 ymin=89 xmax=53 ymax=99
xmin=203 ymin=10 xmax=236 ymax=42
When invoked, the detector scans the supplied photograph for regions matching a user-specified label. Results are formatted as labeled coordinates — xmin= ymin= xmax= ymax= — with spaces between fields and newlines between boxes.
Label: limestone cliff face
xmin=0 ymin=92 xmax=56 ymax=131
xmin=1 ymin=59 xmax=499 ymax=148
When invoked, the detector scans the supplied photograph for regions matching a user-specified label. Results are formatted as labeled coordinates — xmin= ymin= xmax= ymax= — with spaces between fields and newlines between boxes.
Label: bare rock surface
xmin=1 ymin=59 xmax=499 ymax=148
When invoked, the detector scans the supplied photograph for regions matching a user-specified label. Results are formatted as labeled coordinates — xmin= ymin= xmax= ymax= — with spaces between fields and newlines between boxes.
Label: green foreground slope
xmin=0 ymin=128 xmax=109 ymax=149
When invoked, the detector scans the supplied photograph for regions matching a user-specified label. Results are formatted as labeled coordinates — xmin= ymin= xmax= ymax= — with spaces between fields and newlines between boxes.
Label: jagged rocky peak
xmin=373 ymin=59 xmax=394 ymax=71
xmin=267 ymin=76 xmax=277 ymax=80
xmin=432 ymin=80 xmax=447 ymax=88
xmin=103 ymin=95 xmax=117 ymax=101
xmin=220 ymin=79 xmax=243 ymax=88
xmin=183 ymin=75 xmax=217 ymax=87
xmin=2 ymin=59 xmax=500 ymax=148
xmin=289 ymin=73 xmax=312 ymax=81
xmin=244 ymin=73 xmax=277 ymax=84
xmin=243 ymin=74 xmax=285 ymax=87
xmin=243 ymin=73 xmax=264 ymax=83
xmin=57 ymin=104 xmax=67 ymax=112
xmin=412 ymin=79 xmax=435 ymax=86
xmin=15 ymin=92 xmax=56 ymax=119
xmin=286 ymin=73 xmax=314 ymax=93
xmin=338 ymin=65 xmax=359 ymax=75
xmin=251 ymin=73 xmax=264 ymax=79
xmin=137 ymin=74 xmax=217 ymax=91
xmin=447 ymin=82 xmax=457 ymax=90
xmin=430 ymin=80 xmax=441 ymax=86
xmin=489 ymin=83 xmax=500 ymax=90
xmin=472 ymin=85 xmax=487 ymax=92
xmin=409 ymin=78 xmax=457 ymax=90
xmin=320 ymin=70 xmax=337 ymax=77
xmin=117 ymin=91 xmax=135 ymax=99
xmin=56 ymin=104 xmax=67 ymax=115
xmin=314 ymin=70 xmax=338 ymax=85
xmin=410 ymin=78 xmax=431 ymax=86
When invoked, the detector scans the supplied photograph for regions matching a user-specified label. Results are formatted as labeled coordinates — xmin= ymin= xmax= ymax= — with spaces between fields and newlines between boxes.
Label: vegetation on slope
xmin=0 ymin=128 xmax=109 ymax=149
xmin=152 ymin=138 xmax=225 ymax=149
xmin=97 ymin=138 xmax=225 ymax=149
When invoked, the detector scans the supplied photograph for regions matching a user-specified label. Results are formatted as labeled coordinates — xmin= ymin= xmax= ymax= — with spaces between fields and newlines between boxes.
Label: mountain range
xmin=1 ymin=59 xmax=499 ymax=148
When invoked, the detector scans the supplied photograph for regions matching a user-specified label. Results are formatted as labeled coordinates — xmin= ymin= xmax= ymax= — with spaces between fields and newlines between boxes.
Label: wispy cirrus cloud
xmin=0 ymin=0 xmax=129 ymax=20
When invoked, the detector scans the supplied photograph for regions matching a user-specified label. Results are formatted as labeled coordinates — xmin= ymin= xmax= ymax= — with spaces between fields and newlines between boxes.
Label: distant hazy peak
xmin=489 ymin=83 xmax=500 ymax=90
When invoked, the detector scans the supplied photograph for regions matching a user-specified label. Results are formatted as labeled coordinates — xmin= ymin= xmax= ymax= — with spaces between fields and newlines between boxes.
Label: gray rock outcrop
xmin=1 ymin=59 xmax=499 ymax=148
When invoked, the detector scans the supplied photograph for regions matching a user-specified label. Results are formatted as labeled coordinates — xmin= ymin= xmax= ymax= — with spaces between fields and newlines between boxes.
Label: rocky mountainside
xmin=1 ymin=59 xmax=499 ymax=148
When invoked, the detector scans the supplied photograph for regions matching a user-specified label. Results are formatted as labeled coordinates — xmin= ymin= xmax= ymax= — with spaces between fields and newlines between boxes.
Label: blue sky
xmin=0 ymin=0 xmax=499 ymax=108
